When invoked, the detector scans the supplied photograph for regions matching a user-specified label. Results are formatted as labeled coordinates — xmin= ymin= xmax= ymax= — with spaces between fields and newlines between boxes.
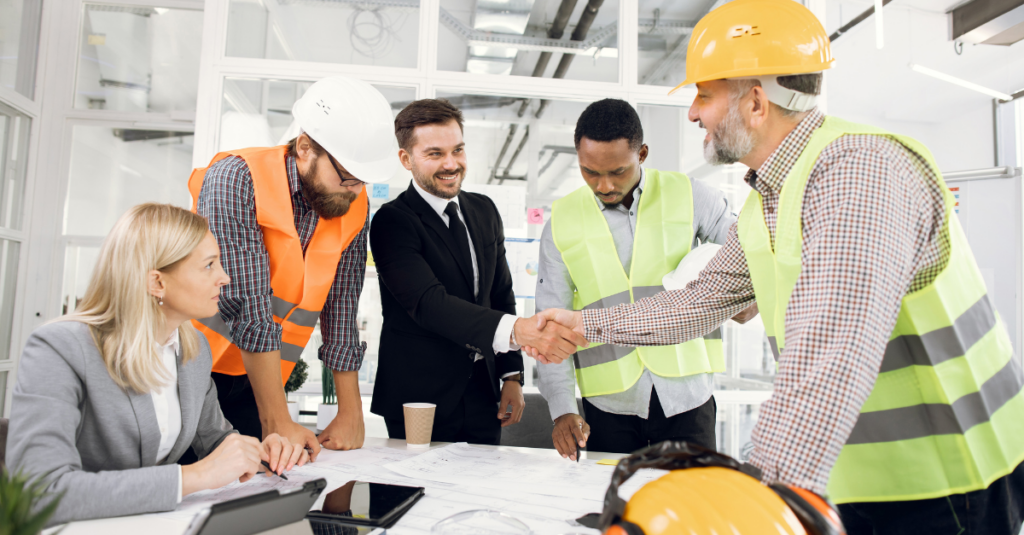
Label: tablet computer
xmin=189 ymin=478 xmax=327 ymax=535
xmin=306 ymin=481 xmax=425 ymax=529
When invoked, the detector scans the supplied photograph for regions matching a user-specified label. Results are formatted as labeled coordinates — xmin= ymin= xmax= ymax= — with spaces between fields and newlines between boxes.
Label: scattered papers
xmin=122 ymin=443 xmax=665 ymax=535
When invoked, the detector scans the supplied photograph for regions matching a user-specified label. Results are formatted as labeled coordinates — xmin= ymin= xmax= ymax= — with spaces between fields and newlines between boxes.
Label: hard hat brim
xmin=667 ymin=59 xmax=835 ymax=96
xmin=330 ymin=150 xmax=400 ymax=185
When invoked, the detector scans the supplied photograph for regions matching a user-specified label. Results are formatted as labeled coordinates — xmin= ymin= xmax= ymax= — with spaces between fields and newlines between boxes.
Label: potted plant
xmin=284 ymin=358 xmax=309 ymax=423
xmin=316 ymin=363 xmax=337 ymax=432
xmin=0 ymin=468 xmax=63 ymax=535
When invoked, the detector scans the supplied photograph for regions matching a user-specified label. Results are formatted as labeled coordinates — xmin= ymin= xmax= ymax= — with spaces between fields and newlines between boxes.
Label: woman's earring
xmin=157 ymin=296 xmax=164 ymax=306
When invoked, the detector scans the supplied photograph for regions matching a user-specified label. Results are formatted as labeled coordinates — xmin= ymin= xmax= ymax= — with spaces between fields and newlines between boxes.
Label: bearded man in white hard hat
xmin=187 ymin=76 xmax=397 ymax=458
xmin=529 ymin=0 xmax=1024 ymax=532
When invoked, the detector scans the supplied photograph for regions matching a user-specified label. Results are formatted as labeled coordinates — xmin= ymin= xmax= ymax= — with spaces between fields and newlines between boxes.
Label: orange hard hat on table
xmin=670 ymin=0 xmax=835 ymax=95
xmin=597 ymin=441 xmax=845 ymax=535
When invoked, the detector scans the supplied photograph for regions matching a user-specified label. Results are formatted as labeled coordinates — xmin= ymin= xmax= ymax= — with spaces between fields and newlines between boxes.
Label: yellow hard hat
xmin=669 ymin=0 xmax=835 ymax=95
xmin=595 ymin=442 xmax=845 ymax=535
xmin=617 ymin=467 xmax=806 ymax=534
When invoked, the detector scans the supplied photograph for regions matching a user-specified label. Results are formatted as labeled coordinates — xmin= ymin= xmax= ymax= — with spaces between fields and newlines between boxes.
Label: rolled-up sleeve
xmin=318 ymin=214 xmax=369 ymax=372
xmin=196 ymin=157 xmax=280 ymax=353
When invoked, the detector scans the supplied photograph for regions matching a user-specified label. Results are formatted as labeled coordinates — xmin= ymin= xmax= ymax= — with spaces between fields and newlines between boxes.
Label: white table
xmin=49 ymin=438 xmax=628 ymax=535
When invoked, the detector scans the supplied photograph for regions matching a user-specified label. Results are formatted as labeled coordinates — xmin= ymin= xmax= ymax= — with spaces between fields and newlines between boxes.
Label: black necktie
xmin=444 ymin=201 xmax=474 ymax=279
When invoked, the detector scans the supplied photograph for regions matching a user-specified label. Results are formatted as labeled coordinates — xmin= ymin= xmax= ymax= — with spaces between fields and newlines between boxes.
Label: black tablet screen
xmin=312 ymin=481 xmax=422 ymax=523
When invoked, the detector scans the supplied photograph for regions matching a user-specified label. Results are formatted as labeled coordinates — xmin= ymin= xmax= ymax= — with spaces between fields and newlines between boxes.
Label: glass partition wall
xmin=0 ymin=0 xmax=39 ymax=415
xmin=26 ymin=0 xmax=800 ymax=437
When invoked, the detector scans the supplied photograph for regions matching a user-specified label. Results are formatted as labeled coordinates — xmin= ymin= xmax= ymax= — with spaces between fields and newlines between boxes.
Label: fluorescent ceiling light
xmin=909 ymin=63 xmax=1013 ymax=101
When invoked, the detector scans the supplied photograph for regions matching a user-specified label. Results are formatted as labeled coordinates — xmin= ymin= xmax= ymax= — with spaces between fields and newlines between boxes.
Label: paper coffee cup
xmin=402 ymin=402 xmax=436 ymax=448
xmin=403 ymin=399 xmax=436 ymax=444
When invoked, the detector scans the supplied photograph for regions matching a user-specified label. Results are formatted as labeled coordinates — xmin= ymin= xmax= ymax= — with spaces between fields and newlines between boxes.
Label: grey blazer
xmin=8 ymin=321 xmax=235 ymax=526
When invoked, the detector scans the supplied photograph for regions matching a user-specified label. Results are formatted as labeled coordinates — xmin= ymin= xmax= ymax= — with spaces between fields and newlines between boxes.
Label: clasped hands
xmin=513 ymin=309 xmax=587 ymax=364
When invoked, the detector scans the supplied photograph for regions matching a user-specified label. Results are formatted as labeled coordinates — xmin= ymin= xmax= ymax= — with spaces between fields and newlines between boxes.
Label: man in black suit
xmin=369 ymin=99 xmax=586 ymax=445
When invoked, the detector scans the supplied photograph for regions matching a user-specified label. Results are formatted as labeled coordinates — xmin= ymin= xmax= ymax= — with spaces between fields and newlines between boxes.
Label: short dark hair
xmin=574 ymin=99 xmax=644 ymax=152
xmin=394 ymin=99 xmax=464 ymax=151
xmin=778 ymin=73 xmax=822 ymax=96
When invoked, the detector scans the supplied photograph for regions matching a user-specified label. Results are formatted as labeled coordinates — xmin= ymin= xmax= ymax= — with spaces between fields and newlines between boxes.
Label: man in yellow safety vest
xmin=536 ymin=98 xmax=752 ymax=459
xmin=528 ymin=0 xmax=1024 ymax=532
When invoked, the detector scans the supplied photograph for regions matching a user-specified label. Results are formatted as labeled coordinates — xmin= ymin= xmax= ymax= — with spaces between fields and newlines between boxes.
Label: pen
xmin=576 ymin=422 xmax=582 ymax=463
xmin=261 ymin=460 xmax=288 ymax=480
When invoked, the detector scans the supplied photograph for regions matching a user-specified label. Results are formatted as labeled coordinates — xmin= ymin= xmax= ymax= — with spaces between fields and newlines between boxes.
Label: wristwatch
xmin=502 ymin=373 xmax=525 ymax=386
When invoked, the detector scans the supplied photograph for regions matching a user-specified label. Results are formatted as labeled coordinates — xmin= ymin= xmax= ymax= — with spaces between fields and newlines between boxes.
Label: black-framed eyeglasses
xmin=326 ymin=154 xmax=366 ymax=187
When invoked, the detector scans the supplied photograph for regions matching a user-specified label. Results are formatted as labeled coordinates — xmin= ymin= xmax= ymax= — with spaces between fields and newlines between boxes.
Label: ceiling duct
xmin=952 ymin=0 xmax=1024 ymax=46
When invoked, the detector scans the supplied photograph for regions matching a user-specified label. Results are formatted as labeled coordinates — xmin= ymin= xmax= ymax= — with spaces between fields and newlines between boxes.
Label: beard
xmin=300 ymin=156 xmax=358 ymax=220
xmin=414 ymin=165 xmax=465 ymax=200
xmin=702 ymin=105 xmax=756 ymax=165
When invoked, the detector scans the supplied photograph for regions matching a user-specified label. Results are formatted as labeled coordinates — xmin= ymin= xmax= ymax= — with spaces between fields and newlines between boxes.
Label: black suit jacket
xmin=369 ymin=182 xmax=524 ymax=422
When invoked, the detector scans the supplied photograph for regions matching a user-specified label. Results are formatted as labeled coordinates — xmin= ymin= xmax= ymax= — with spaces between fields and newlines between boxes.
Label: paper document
xmin=383 ymin=443 xmax=663 ymax=502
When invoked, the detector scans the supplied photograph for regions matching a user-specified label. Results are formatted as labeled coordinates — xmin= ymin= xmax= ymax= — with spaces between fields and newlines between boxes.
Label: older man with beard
xmin=189 ymin=76 xmax=396 ymax=458
xmin=530 ymin=1 xmax=1024 ymax=533
xmin=369 ymin=99 xmax=587 ymax=445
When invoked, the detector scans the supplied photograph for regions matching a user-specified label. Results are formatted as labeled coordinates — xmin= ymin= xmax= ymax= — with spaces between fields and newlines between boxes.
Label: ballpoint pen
xmin=576 ymin=422 xmax=582 ymax=463
xmin=261 ymin=460 xmax=288 ymax=480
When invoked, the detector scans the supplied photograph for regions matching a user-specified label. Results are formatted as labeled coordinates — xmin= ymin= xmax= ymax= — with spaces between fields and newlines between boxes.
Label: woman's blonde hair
xmin=59 ymin=203 xmax=210 ymax=393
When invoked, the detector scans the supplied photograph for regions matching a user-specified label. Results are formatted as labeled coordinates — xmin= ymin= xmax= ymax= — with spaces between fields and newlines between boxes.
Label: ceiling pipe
xmin=829 ymin=0 xmax=894 ymax=42
xmin=493 ymin=0 xmax=606 ymax=183
xmin=535 ymin=0 xmax=605 ymax=118
xmin=489 ymin=0 xmax=579 ymax=184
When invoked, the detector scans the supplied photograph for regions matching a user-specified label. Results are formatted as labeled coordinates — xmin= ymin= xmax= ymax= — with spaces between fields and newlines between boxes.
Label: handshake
xmin=512 ymin=309 xmax=588 ymax=365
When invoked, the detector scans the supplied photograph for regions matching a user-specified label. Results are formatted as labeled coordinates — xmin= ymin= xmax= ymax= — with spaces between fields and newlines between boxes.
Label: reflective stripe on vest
xmin=551 ymin=169 xmax=726 ymax=398
xmin=736 ymin=116 xmax=1024 ymax=504
xmin=187 ymin=146 xmax=368 ymax=386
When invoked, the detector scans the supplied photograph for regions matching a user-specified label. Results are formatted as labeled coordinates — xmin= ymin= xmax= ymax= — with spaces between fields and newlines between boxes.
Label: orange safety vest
xmin=187 ymin=146 xmax=368 ymax=386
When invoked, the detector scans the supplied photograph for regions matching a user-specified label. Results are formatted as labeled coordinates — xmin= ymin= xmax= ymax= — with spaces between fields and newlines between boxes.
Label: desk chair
xmin=0 ymin=417 xmax=7 ymax=472
xmin=499 ymin=394 xmax=584 ymax=450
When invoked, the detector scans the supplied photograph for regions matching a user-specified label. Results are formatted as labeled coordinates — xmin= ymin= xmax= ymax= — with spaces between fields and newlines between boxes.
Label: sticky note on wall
xmin=372 ymin=184 xmax=390 ymax=199
xmin=527 ymin=208 xmax=544 ymax=225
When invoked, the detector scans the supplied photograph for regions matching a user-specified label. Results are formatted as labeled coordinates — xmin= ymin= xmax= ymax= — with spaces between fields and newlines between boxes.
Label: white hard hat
xmin=663 ymin=244 xmax=722 ymax=291
xmin=291 ymin=76 xmax=399 ymax=184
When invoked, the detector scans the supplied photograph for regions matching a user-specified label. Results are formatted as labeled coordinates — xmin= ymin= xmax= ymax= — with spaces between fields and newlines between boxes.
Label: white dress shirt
xmin=153 ymin=330 xmax=183 ymax=502
xmin=411 ymin=179 xmax=521 ymax=365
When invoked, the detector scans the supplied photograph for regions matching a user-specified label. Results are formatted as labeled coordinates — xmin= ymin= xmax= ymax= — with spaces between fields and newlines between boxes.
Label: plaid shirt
xmin=582 ymin=109 xmax=949 ymax=493
xmin=197 ymin=154 xmax=367 ymax=373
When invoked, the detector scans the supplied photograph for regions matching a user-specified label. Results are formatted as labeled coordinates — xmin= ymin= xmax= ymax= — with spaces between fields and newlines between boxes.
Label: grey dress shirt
xmin=535 ymin=169 xmax=736 ymax=420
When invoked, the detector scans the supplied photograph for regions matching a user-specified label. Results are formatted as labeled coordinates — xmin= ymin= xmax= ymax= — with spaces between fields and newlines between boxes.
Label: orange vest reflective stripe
xmin=187 ymin=146 xmax=368 ymax=386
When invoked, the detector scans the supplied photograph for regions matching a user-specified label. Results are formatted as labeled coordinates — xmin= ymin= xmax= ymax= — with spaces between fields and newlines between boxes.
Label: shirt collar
xmin=743 ymin=108 xmax=826 ymax=195
xmin=158 ymin=329 xmax=180 ymax=355
xmin=596 ymin=168 xmax=646 ymax=212
xmin=412 ymin=178 xmax=459 ymax=219
xmin=286 ymin=154 xmax=312 ymax=211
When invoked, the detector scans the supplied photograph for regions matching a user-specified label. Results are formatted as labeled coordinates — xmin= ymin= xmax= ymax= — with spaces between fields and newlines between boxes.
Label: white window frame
xmin=14 ymin=0 xmax=203 ymax=417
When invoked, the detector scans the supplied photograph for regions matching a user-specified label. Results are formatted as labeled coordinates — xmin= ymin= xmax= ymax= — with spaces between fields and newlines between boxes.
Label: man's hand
xmin=319 ymin=404 xmax=365 ymax=450
xmin=265 ymin=419 xmax=321 ymax=462
xmin=521 ymin=309 xmax=586 ymax=362
xmin=552 ymin=413 xmax=589 ymax=461
xmin=731 ymin=302 xmax=759 ymax=324
xmin=497 ymin=380 xmax=525 ymax=428
xmin=241 ymin=349 xmax=321 ymax=461
xmin=319 ymin=369 xmax=365 ymax=451
xmin=535 ymin=309 xmax=584 ymax=338
xmin=514 ymin=312 xmax=588 ymax=365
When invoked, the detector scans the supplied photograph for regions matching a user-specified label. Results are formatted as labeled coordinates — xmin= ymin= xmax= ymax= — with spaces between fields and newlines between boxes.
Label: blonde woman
xmin=8 ymin=203 xmax=308 ymax=526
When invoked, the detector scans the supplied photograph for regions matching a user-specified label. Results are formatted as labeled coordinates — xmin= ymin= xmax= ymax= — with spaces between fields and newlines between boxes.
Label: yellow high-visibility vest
xmin=737 ymin=116 xmax=1024 ymax=503
xmin=551 ymin=169 xmax=725 ymax=398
